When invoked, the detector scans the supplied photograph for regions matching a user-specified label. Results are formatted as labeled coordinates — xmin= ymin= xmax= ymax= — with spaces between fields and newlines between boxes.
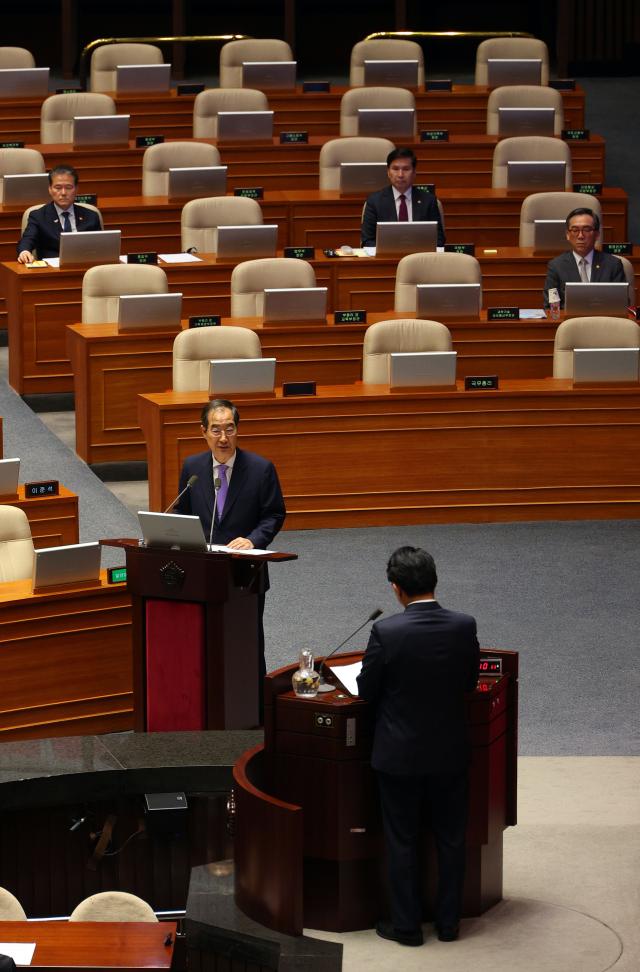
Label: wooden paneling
xmin=5 ymin=485 xmax=79 ymax=547
xmin=0 ymin=921 xmax=176 ymax=970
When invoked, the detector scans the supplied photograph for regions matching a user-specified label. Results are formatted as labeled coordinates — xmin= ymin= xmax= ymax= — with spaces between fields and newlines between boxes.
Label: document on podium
xmin=0 ymin=943 xmax=36 ymax=965
xmin=327 ymin=660 xmax=362 ymax=696
xmin=208 ymin=544 xmax=272 ymax=556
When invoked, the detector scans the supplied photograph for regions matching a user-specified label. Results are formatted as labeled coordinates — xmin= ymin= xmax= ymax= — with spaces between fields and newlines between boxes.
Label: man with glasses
xmin=543 ymin=206 xmax=625 ymax=309
xmin=17 ymin=165 xmax=102 ymax=264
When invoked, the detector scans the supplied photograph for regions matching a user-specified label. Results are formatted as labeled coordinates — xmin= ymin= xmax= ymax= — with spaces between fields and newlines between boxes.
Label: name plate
xmin=303 ymin=81 xmax=330 ymax=93
xmin=25 ymin=479 xmax=59 ymax=498
xmin=562 ymin=128 xmax=589 ymax=140
xmin=0 ymin=140 xmax=24 ymax=148
xmin=56 ymin=87 xmax=81 ymax=94
xmin=284 ymin=246 xmax=315 ymax=260
xmin=465 ymin=375 xmax=499 ymax=390
xmin=177 ymin=83 xmax=204 ymax=95
xmin=280 ymin=131 xmax=308 ymax=143
xmin=573 ymin=182 xmax=603 ymax=195
xmin=189 ymin=315 xmax=221 ymax=328
xmin=551 ymin=78 xmax=576 ymax=90
xmin=136 ymin=135 xmax=164 ymax=147
xmin=334 ymin=309 xmax=367 ymax=324
xmin=126 ymin=252 xmax=158 ymax=264
xmin=426 ymin=79 xmax=452 ymax=91
xmin=283 ymin=380 xmax=317 ymax=397
xmin=421 ymin=130 xmax=449 ymax=141
xmin=107 ymin=566 xmax=128 ymax=584
xmin=75 ymin=193 xmax=98 ymax=206
xmin=487 ymin=307 xmax=519 ymax=321
xmin=444 ymin=243 xmax=475 ymax=256
xmin=602 ymin=242 xmax=632 ymax=255
xmin=234 ymin=187 xmax=264 ymax=199
xmin=414 ymin=183 xmax=436 ymax=194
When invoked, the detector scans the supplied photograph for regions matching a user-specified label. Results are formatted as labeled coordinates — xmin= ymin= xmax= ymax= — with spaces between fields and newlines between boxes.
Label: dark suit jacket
xmin=357 ymin=601 xmax=479 ymax=775
xmin=544 ymin=249 xmax=626 ymax=308
xmin=0 ymin=956 xmax=17 ymax=972
xmin=17 ymin=201 xmax=103 ymax=258
xmin=361 ymin=185 xmax=445 ymax=247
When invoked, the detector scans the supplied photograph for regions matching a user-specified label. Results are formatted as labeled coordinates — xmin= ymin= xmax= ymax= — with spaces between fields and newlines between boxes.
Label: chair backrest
xmin=318 ymin=136 xmax=395 ymax=190
xmin=192 ymin=88 xmax=269 ymax=138
xmin=0 ymin=47 xmax=35 ymax=69
xmin=553 ymin=316 xmax=640 ymax=378
xmin=230 ymin=257 xmax=316 ymax=316
xmin=90 ymin=43 xmax=164 ymax=92
xmin=181 ymin=196 xmax=263 ymax=252
xmin=82 ymin=263 xmax=168 ymax=323
xmin=486 ymin=84 xmax=564 ymax=135
xmin=40 ymin=93 xmax=116 ymax=144
xmin=142 ymin=141 xmax=221 ymax=196
xmin=173 ymin=326 xmax=263 ymax=391
xmin=617 ymin=255 xmax=636 ymax=307
xmin=0 ymin=148 xmax=46 ymax=204
xmin=219 ymin=39 xmax=293 ymax=88
xmin=0 ymin=507 xmax=34 ymax=583
xmin=339 ymin=86 xmax=416 ymax=137
xmin=349 ymin=39 xmax=425 ymax=87
xmin=492 ymin=135 xmax=572 ymax=189
xmin=519 ymin=191 xmax=603 ymax=247
xmin=69 ymin=891 xmax=158 ymax=922
xmin=362 ymin=318 xmax=452 ymax=383
xmin=0 ymin=886 xmax=27 ymax=920
xmin=475 ymin=37 xmax=550 ymax=86
xmin=394 ymin=252 xmax=482 ymax=312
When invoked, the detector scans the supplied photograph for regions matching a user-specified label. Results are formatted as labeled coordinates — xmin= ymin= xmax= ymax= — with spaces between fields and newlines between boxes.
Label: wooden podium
xmin=233 ymin=649 xmax=518 ymax=935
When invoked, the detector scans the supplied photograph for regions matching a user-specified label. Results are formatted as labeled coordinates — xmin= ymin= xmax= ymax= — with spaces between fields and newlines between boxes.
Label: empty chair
xmin=519 ymin=191 xmax=603 ymax=247
xmin=0 ymin=148 xmax=45 ymax=204
xmin=349 ymin=39 xmax=425 ymax=87
xmin=0 ymin=507 xmax=35 ymax=584
xmin=69 ymin=891 xmax=157 ymax=922
xmin=219 ymin=39 xmax=293 ymax=88
xmin=0 ymin=47 xmax=36 ymax=69
xmin=318 ymin=136 xmax=395 ymax=190
xmin=90 ymin=43 xmax=164 ymax=92
xmin=82 ymin=263 xmax=168 ymax=323
xmin=362 ymin=318 xmax=452 ymax=383
xmin=339 ymin=86 xmax=416 ymax=137
xmin=475 ymin=37 xmax=550 ymax=86
xmin=40 ymin=93 xmax=116 ymax=144
xmin=492 ymin=135 xmax=572 ymax=189
xmin=0 ymin=887 xmax=27 ymax=920
xmin=553 ymin=316 xmax=640 ymax=378
xmin=618 ymin=256 xmax=636 ymax=307
xmin=394 ymin=252 xmax=482 ymax=312
xmin=181 ymin=196 xmax=263 ymax=253
xmin=487 ymin=85 xmax=564 ymax=135
xmin=142 ymin=141 xmax=221 ymax=196
xmin=173 ymin=326 xmax=262 ymax=391
xmin=230 ymin=257 xmax=316 ymax=316
xmin=193 ymin=88 xmax=269 ymax=139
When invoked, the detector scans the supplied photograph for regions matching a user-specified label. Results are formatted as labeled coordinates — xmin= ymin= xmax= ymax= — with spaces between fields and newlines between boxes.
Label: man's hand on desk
xmin=227 ymin=537 xmax=254 ymax=550
xmin=18 ymin=250 xmax=34 ymax=265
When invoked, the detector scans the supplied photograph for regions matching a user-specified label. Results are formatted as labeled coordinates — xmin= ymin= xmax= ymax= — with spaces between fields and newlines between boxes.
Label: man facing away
xmin=361 ymin=147 xmax=445 ymax=248
xmin=543 ymin=206 xmax=626 ymax=309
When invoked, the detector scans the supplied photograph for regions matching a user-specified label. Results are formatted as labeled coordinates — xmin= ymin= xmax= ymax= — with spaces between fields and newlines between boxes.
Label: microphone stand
xmin=316 ymin=608 xmax=383 ymax=693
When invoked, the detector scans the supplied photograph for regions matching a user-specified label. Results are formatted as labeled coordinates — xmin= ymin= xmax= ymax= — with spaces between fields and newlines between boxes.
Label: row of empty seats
xmin=0 ymin=884 xmax=156 ymax=921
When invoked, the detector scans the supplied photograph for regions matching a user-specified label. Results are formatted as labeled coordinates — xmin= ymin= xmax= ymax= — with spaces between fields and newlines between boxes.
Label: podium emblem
xmin=160 ymin=560 xmax=185 ymax=589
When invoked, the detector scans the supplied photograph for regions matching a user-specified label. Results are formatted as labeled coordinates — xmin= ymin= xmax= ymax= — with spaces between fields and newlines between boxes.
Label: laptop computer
xmin=416 ymin=283 xmax=482 ymax=318
xmin=363 ymin=59 xmax=419 ymax=87
xmin=216 ymin=224 xmax=278 ymax=260
xmin=506 ymin=161 xmax=567 ymax=192
xmin=339 ymin=162 xmax=389 ymax=194
xmin=242 ymin=61 xmax=297 ymax=90
xmin=208 ymin=357 xmax=276 ymax=396
xmin=0 ymin=67 xmax=49 ymax=98
xmin=167 ymin=165 xmax=227 ymax=200
xmin=486 ymin=58 xmax=542 ymax=87
xmin=2 ymin=172 xmax=50 ymax=206
xmin=564 ymin=282 xmax=630 ymax=317
xmin=73 ymin=114 xmax=130 ymax=146
xmin=532 ymin=219 xmax=569 ymax=251
xmin=0 ymin=458 xmax=20 ymax=497
xmin=261 ymin=287 xmax=328 ymax=323
xmin=58 ymin=229 xmax=121 ymax=267
xmin=375 ymin=220 xmax=438 ymax=257
xmin=138 ymin=511 xmax=208 ymax=551
xmin=573 ymin=347 xmax=639 ymax=383
xmin=217 ymin=111 xmax=274 ymax=141
xmin=389 ymin=351 xmax=457 ymax=388
xmin=117 ymin=292 xmax=182 ymax=332
xmin=497 ymin=107 xmax=555 ymax=137
xmin=116 ymin=63 xmax=171 ymax=93
xmin=32 ymin=542 xmax=101 ymax=592
xmin=357 ymin=108 xmax=415 ymax=139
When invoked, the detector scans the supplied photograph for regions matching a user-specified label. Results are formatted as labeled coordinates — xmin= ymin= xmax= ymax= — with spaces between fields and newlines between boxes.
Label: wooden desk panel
xmin=3 ymin=484 xmax=80 ymax=547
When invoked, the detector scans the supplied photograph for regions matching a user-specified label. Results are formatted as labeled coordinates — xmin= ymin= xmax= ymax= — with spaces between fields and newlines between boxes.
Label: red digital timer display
xmin=478 ymin=657 xmax=502 ymax=675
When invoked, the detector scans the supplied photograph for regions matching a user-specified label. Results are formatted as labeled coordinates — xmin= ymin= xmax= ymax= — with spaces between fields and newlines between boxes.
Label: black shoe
xmin=375 ymin=920 xmax=424 ymax=947
xmin=436 ymin=924 xmax=459 ymax=942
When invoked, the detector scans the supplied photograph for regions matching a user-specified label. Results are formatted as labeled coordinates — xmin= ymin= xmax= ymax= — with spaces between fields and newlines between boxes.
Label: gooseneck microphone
xmin=316 ymin=607 xmax=383 ymax=693
xmin=208 ymin=477 xmax=221 ymax=549
xmin=163 ymin=475 xmax=198 ymax=514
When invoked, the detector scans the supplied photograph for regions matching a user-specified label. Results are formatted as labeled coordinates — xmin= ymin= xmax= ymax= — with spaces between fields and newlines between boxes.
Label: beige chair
xmin=69 ymin=891 xmax=157 ymax=922
xmin=81 ymin=263 xmax=168 ymax=323
xmin=173 ymin=326 xmax=262 ymax=391
xmin=0 ymin=507 xmax=35 ymax=584
xmin=362 ymin=318 xmax=452 ymax=384
xmin=339 ymin=86 xmax=416 ymax=137
xmin=487 ymin=85 xmax=564 ymax=135
xmin=230 ymin=257 xmax=316 ymax=316
xmin=394 ymin=252 xmax=482 ymax=313
xmin=0 ymin=148 xmax=46 ymax=204
xmin=349 ymin=39 xmax=425 ymax=87
xmin=0 ymin=47 xmax=35 ymax=69
xmin=40 ymin=93 xmax=116 ymax=144
xmin=0 ymin=886 xmax=27 ymax=919
xmin=618 ymin=256 xmax=636 ymax=307
xmin=492 ymin=135 xmax=572 ymax=189
xmin=142 ymin=141 xmax=222 ymax=196
xmin=519 ymin=192 xmax=603 ymax=247
xmin=193 ymin=88 xmax=269 ymax=139
xmin=181 ymin=196 xmax=263 ymax=253
xmin=90 ymin=43 xmax=164 ymax=92
xmin=219 ymin=39 xmax=293 ymax=88
xmin=318 ymin=136 xmax=395 ymax=190
xmin=475 ymin=37 xmax=550 ymax=86
xmin=552 ymin=317 xmax=640 ymax=378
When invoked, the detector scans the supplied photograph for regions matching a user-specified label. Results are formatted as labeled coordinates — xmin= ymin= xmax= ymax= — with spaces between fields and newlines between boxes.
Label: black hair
xmin=386 ymin=147 xmax=417 ymax=169
xmin=565 ymin=207 xmax=600 ymax=231
xmin=386 ymin=545 xmax=437 ymax=596
xmin=200 ymin=399 xmax=240 ymax=428
xmin=48 ymin=165 xmax=79 ymax=186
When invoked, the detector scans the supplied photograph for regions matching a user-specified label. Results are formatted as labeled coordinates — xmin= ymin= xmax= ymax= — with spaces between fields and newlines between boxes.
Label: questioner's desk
xmin=2 ymin=484 xmax=79 ymax=547
xmin=0 ymin=920 xmax=176 ymax=972
xmin=0 ymin=572 xmax=132 ymax=740
xmin=138 ymin=380 xmax=640 ymax=529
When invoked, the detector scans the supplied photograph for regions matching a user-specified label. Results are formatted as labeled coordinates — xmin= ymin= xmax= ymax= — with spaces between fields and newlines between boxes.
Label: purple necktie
xmin=398 ymin=193 xmax=408 ymax=222
xmin=216 ymin=464 xmax=228 ymax=516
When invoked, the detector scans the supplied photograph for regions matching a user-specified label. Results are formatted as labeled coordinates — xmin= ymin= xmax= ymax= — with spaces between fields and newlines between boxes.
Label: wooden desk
xmin=1 ymin=484 xmax=79 ymax=547
xmin=138 ymin=380 xmax=640 ymax=528
xmin=0 ymin=920 xmax=175 ymax=971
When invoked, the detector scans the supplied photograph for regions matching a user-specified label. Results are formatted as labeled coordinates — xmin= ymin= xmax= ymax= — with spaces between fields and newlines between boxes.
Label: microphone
xmin=186 ymin=246 xmax=198 ymax=254
xmin=163 ymin=474 xmax=198 ymax=514
xmin=316 ymin=607 xmax=383 ymax=693
xmin=208 ymin=476 xmax=221 ymax=549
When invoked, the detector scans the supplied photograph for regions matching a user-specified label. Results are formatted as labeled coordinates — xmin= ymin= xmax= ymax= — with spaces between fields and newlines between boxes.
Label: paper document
xmin=208 ymin=544 xmax=273 ymax=556
xmin=44 ymin=258 xmax=60 ymax=267
xmin=327 ymin=660 xmax=362 ymax=696
xmin=0 ymin=943 xmax=36 ymax=965
xmin=518 ymin=308 xmax=547 ymax=319
xmin=159 ymin=252 xmax=202 ymax=264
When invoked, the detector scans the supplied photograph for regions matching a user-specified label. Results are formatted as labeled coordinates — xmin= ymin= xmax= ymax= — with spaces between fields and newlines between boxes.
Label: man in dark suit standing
xmin=361 ymin=147 xmax=445 ymax=247
xmin=357 ymin=546 xmax=479 ymax=947
xmin=543 ymin=206 xmax=626 ymax=308
xmin=17 ymin=165 xmax=102 ymax=263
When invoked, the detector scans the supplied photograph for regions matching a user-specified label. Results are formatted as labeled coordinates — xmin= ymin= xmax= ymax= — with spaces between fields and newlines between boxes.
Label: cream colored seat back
xmin=0 ymin=507 xmax=34 ymax=583
xmin=90 ymin=43 xmax=164 ymax=92
xmin=69 ymin=891 xmax=157 ymax=922
xmin=219 ymin=39 xmax=293 ymax=88
xmin=492 ymin=135 xmax=572 ymax=189
xmin=487 ymin=85 xmax=564 ymax=135
xmin=349 ymin=39 xmax=425 ymax=87
xmin=40 ymin=93 xmax=116 ymax=144
xmin=617 ymin=256 xmax=636 ymax=307
xmin=230 ymin=257 xmax=317 ymax=316
xmin=475 ymin=37 xmax=550 ymax=86
xmin=553 ymin=316 xmax=640 ymax=378
xmin=193 ymin=88 xmax=269 ymax=138
xmin=82 ymin=263 xmax=169 ymax=323
xmin=519 ymin=192 xmax=602 ymax=247
xmin=395 ymin=252 xmax=482 ymax=312
xmin=362 ymin=318 xmax=452 ymax=384
xmin=0 ymin=886 xmax=27 ymax=919
xmin=0 ymin=148 xmax=45 ymax=204
xmin=173 ymin=326 xmax=263 ymax=391
xmin=142 ymin=141 xmax=222 ymax=196
xmin=339 ymin=86 xmax=416 ymax=137
xmin=181 ymin=196 xmax=263 ymax=253
xmin=0 ymin=47 xmax=35 ymax=69
xmin=318 ymin=136 xmax=395 ymax=190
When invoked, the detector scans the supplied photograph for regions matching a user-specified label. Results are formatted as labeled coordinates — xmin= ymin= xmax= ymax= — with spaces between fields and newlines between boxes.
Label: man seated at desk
xmin=17 ymin=165 xmax=102 ymax=264
xmin=543 ymin=206 xmax=626 ymax=308
xmin=361 ymin=147 xmax=445 ymax=248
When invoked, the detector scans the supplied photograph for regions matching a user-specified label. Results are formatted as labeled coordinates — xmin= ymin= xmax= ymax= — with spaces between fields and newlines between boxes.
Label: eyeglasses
xmin=568 ymin=226 xmax=596 ymax=237
xmin=206 ymin=425 xmax=237 ymax=437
